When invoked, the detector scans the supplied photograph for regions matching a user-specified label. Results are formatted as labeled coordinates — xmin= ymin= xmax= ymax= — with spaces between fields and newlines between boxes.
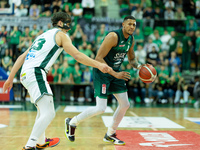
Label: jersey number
xmin=30 ymin=38 xmax=46 ymax=51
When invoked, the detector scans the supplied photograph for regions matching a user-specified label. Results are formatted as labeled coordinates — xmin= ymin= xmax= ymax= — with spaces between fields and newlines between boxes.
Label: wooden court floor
xmin=0 ymin=102 xmax=200 ymax=150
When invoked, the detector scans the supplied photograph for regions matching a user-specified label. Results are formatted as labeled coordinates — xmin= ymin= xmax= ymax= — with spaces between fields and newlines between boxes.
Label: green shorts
xmin=93 ymin=68 xmax=127 ymax=99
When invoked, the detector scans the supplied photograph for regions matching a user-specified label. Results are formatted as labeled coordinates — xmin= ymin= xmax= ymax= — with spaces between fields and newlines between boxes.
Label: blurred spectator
xmin=182 ymin=0 xmax=195 ymax=16
xmin=1 ymin=48 xmax=12 ymax=72
xmin=193 ymin=76 xmax=200 ymax=108
xmin=72 ymin=63 xmax=83 ymax=102
xmin=100 ymin=0 xmax=109 ymax=17
xmin=0 ymin=26 xmax=8 ymax=39
xmin=195 ymin=30 xmax=200 ymax=71
xmin=62 ymin=4 xmax=72 ymax=16
xmin=131 ymin=6 xmax=143 ymax=20
xmin=95 ymin=24 xmax=108 ymax=49
xmin=9 ymin=26 xmax=21 ymax=61
xmin=52 ymin=0 xmax=62 ymax=13
xmin=153 ymin=31 xmax=162 ymax=49
xmin=195 ymin=0 xmax=200 ymax=18
xmin=164 ymin=0 xmax=175 ymax=10
xmin=152 ymin=0 xmax=164 ymax=11
xmin=148 ymin=77 xmax=164 ymax=104
xmin=148 ymin=29 xmax=158 ymax=41
xmin=52 ymin=62 xmax=60 ymax=83
xmin=164 ymin=8 xmax=174 ymax=20
xmin=169 ymin=51 xmax=181 ymax=76
xmin=58 ymin=59 xmax=73 ymax=101
xmin=67 ymin=0 xmax=81 ymax=5
xmin=167 ymin=31 xmax=177 ymax=55
xmin=160 ymin=30 xmax=171 ymax=51
xmin=39 ymin=9 xmax=52 ymax=17
xmin=18 ymin=36 xmax=32 ymax=54
xmin=41 ymin=0 xmax=52 ymax=12
xmin=153 ymin=7 xmax=164 ymax=20
xmin=146 ymin=45 xmax=159 ymax=66
xmin=174 ymin=77 xmax=190 ymax=105
xmin=82 ymin=66 xmax=93 ymax=102
xmin=72 ymin=3 xmax=83 ymax=17
xmin=143 ymin=6 xmax=154 ymax=28
xmin=143 ymin=37 xmax=159 ymax=52
xmin=135 ymin=44 xmax=146 ymax=65
xmin=166 ymin=76 xmax=177 ymax=104
xmin=0 ymin=0 xmax=9 ymax=8
xmin=129 ymin=0 xmax=141 ymax=11
xmin=157 ymin=51 xmax=167 ymax=65
xmin=29 ymin=4 xmax=40 ymax=20
xmin=176 ymin=0 xmax=183 ymax=9
xmin=134 ymin=28 xmax=144 ymax=48
xmin=30 ymin=24 xmax=39 ymax=38
xmin=14 ymin=4 xmax=28 ymax=17
xmin=81 ymin=0 xmax=95 ymax=16
xmin=174 ymin=7 xmax=185 ymax=20
xmin=174 ymin=40 xmax=183 ymax=57
xmin=140 ymin=0 xmax=152 ymax=9
xmin=21 ymin=0 xmax=31 ymax=10
xmin=71 ymin=24 xmax=85 ymax=48
xmin=182 ymin=31 xmax=192 ymax=71
xmin=186 ymin=17 xmax=198 ymax=31
xmin=0 ymin=36 xmax=9 ymax=58
xmin=79 ymin=42 xmax=94 ymax=58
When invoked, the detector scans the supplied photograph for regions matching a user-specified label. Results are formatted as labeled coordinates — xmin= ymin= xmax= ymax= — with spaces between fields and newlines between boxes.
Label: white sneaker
xmin=103 ymin=133 xmax=125 ymax=145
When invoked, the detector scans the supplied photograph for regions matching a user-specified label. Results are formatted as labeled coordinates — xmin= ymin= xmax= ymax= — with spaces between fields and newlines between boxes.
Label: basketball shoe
xmin=22 ymin=147 xmax=36 ymax=150
xmin=36 ymin=137 xmax=60 ymax=149
xmin=65 ymin=118 xmax=76 ymax=142
xmin=103 ymin=133 xmax=125 ymax=145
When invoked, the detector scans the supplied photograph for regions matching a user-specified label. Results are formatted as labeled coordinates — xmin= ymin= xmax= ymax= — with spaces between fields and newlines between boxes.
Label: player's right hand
xmin=98 ymin=63 xmax=113 ymax=73
xmin=115 ymin=71 xmax=131 ymax=81
xmin=3 ymin=79 xmax=13 ymax=93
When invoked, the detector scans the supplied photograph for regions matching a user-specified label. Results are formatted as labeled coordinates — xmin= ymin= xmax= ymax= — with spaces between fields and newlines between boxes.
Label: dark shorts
xmin=93 ymin=68 xmax=127 ymax=99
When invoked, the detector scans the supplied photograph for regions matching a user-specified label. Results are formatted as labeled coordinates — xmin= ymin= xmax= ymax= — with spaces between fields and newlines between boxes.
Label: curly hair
xmin=51 ymin=12 xmax=71 ymax=27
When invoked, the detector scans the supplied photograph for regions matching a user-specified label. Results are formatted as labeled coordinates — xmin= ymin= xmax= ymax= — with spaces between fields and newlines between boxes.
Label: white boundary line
xmin=129 ymin=111 xmax=158 ymax=131
xmin=0 ymin=105 xmax=23 ymax=108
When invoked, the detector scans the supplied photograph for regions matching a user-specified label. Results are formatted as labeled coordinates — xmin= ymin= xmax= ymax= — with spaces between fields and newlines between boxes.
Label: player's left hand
xmin=3 ymin=79 xmax=13 ymax=93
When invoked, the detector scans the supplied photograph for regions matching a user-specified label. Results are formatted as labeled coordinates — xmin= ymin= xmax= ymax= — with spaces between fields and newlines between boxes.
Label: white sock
xmin=70 ymin=97 xmax=107 ymax=126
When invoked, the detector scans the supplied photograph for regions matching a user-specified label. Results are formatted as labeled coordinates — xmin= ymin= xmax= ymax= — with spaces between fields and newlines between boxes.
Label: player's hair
xmin=123 ymin=16 xmax=136 ymax=22
xmin=51 ymin=12 xmax=71 ymax=27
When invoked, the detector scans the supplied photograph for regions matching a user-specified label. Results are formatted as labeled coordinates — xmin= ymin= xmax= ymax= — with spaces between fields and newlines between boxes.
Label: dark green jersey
xmin=104 ymin=28 xmax=133 ymax=71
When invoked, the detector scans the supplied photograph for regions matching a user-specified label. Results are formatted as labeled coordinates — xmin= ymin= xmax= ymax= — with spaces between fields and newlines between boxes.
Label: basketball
xmin=139 ymin=64 xmax=157 ymax=83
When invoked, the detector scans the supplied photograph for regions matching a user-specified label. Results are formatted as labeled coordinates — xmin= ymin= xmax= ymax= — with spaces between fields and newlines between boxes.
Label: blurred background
xmin=0 ymin=0 xmax=200 ymax=109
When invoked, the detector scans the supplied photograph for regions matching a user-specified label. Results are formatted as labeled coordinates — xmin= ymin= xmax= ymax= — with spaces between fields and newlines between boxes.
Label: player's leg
xmin=24 ymin=95 xmax=57 ymax=149
xmin=65 ymin=96 xmax=107 ymax=142
xmin=103 ymin=92 xmax=130 ymax=145
xmin=65 ymin=68 xmax=110 ymax=142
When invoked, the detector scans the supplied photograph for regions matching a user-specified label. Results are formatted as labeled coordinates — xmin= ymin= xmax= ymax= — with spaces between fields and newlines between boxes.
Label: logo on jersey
xmin=102 ymin=84 xmax=106 ymax=94
xmin=25 ymin=50 xmax=36 ymax=60
xmin=119 ymin=44 xmax=125 ymax=47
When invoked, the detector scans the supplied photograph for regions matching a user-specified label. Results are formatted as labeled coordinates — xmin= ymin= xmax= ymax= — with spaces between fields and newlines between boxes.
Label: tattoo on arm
xmin=130 ymin=58 xmax=140 ymax=69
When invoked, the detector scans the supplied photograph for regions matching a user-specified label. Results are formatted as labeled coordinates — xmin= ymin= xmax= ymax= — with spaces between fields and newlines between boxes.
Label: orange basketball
xmin=139 ymin=64 xmax=157 ymax=83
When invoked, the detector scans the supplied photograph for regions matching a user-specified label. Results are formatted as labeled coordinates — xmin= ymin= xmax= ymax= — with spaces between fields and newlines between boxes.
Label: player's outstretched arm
xmin=58 ymin=32 xmax=112 ymax=73
xmin=3 ymin=48 xmax=30 ymax=93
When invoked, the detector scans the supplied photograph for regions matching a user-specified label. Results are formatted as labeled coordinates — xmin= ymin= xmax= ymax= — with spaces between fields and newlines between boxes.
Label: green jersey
xmin=104 ymin=28 xmax=133 ymax=71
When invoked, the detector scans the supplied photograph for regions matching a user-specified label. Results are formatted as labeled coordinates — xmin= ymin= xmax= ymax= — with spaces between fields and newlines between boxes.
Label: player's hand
xmin=115 ymin=71 xmax=131 ymax=81
xmin=3 ymin=79 xmax=13 ymax=93
xmin=98 ymin=63 xmax=113 ymax=73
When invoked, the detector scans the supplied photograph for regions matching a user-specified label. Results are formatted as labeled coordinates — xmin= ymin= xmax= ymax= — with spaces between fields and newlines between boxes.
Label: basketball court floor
xmin=0 ymin=100 xmax=200 ymax=150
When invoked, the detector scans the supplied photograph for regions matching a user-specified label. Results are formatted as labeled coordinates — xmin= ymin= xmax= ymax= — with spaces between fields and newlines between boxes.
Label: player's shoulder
xmin=106 ymin=32 xmax=118 ymax=40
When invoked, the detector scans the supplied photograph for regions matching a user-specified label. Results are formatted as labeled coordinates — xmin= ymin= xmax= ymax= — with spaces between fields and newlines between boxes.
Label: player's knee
xmin=97 ymin=107 xmax=106 ymax=114
xmin=121 ymin=101 xmax=130 ymax=110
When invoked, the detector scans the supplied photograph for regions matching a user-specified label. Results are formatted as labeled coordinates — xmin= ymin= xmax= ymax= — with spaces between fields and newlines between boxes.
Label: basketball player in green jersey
xmin=66 ymin=16 xmax=143 ymax=145
xmin=3 ymin=12 xmax=111 ymax=150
